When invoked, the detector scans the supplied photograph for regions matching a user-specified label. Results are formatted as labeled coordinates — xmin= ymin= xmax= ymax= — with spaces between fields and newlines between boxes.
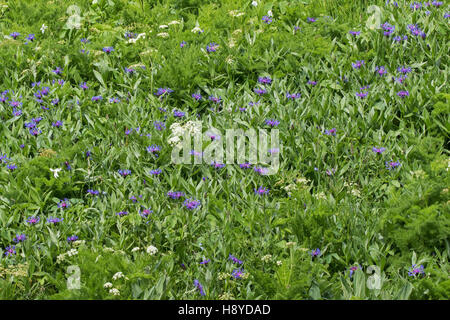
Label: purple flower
xmin=232 ymin=268 xmax=245 ymax=279
xmin=47 ymin=217 xmax=64 ymax=224
xmin=167 ymin=191 xmax=185 ymax=199
xmin=29 ymin=128 xmax=42 ymax=136
xmin=254 ymin=166 xmax=269 ymax=175
xmin=26 ymin=34 xmax=35 ymax=42
xmin=116 ymin=211 xmax=128 ymax=217
xmin=52 ymin=120 xmax=63 ymax=128
xmin=180 ymin=41 xmax=187 ymax=48
xmin=4 ymin=246 xmax=16 ymax=257
xmin=254 ymin=186 xmax=269 ymax=196
xmin=206 ymin=42 xmax=219 ymax=53
xmin=229 ymin=254 xmax=243 ymax=265
xmin=307 ymin=17 xmax=316 ymax=23
xmin=349 ymin=31 xmax=361 ymax=36
xmin=91 ymin=95 xmax=103 ymax=102
xmin=200 ymin=259 xmax=210 ymax=265
xmin=352 ymin=60 xmax=365 ymax=69
xmin=102 ymin=46 xmax=114 ymax=54
xmin=80 ymin=38 xmax=90 ymax=44
xmin=87 ymin=189 xmax=100 ymax=195
xmin=26 ymin=216 xmax=40 ymax=225
xmin=254 ymin=88 xmax=267 ymax=95
xmin=192 ymin=93 xmax=202 ymax=101
xmin=262 ymin=16 xmax=272 ymax=24
xmin=307 ymin=80 xmax=317 ymax=86
xmin=183 ymin=198 xmax=201 ymax=210
xmin=349 ymin=265 xmax=360 ymax=277
xmin=397 ymin=66 xmax=412 ymax=74
xmin=67 ymin=235 xmax=79 ymax=243
xmin=397 ymin=90 xmax=409 ymax=98
xmin=65 ymin=161 xmax=72 ymax=171
xmin=356 ymin=91 xmax=368 ymax=99
xmin=310 ymin=248 xmax=321 ymax=258
xmin=324 ymin=128 xmax=337 ymax=136
xmin=193 ymin=280 xmax=206 ymax=296
xmin=57 ymin=198 xmax=70 ymax=209
xmin=286 ymin=92 xmax=301 ymax=100
xmin=239 ymin=162 xmax=252 ymax=169
xmin=375 ymin=66 xmax=387 ymax=76
xmin=381 ymin=22 xmax=395 ymax=36
xmin=173 ymin=110 xmax=185 ymax=118
xmin=208 ymin=95 xmax=221 ymax=104
xmin=372 ymin=147 xmax=386 ymax=154
xmin=140 ymin=207 xmax=152 ymax=218
xmin=6 ymin=164 xmax=17 ymax=171
xmin=9 ymin=100 xmax=22 ymax=108
xmin=150 ymin=169 xmax=162 ymax=176
xmin=10 ymin=32 xmax=20 ymax=39
xmin=118 ymin=169 xmax=132 ymax=177
xmin=386 ymin=161 xmax=401 ymax=170
xmin=124 ymin=67 xmax=135 ymax=75
xmin=326 ymin=168 xmax=336 ymax=176
xmin=13 ymin=234 xmax=27 ymax=243
xmin=265 ymin=119 xmax=280 ymax=127
xmin=258 ymin=76 xmax=272 ymax=84
xmin=154 ymin=87 xmax=173 ymax=97
xmin=109 ymin=97 xmax=120 ymax=104
xmin=147 ymin=145 xmax=161 ymax=155
xmin=408 ymin=264 xmax=425 ymax=277
xmin=52 ymin=67 xmax=63 ymax=75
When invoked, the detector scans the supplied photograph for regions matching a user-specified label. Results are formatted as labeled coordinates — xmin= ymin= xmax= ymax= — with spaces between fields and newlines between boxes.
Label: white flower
xmin=261 ymin=254 xmax=272 ymax=262
xmin=109 ymin=288 xmax=120 ymax=296
xmin=147 ymin=245 xmax=158 ymax=255
xmin=251 ymin=1 xmax=258 ymax=6
xmin=67 ymin=249 xmax=78 ymax=257
xmin=268 ymin=10 xmax=273 ymax=17
xmin=112 ymin=272 xmax=124 ymax=280
xmin=157 ymin=32 xmax=169 ymax=38
xmin=103 ymin=282 xmax=113 ymax=289
xmin=276 ymin=260 xmax=282 ymax=266
xmin=103 ymin=247 xmax=115 ymax=253
xmin=50 ymin=168 xmax=62 ymax=178
xmin=168 ymin=20 xmax=180 ymax=25
xmin=191 ymin=26 xmax=203 ymax=33
xmin=56 ymin=254 xmax=65 ymax=264
xmin=159 ymin=25 xmax=168 ymax=29
xmin=128 ymin=33 xmax=146 ymax=44
xmin=131 ymin=247 xmax=140 ymax=253
xmin=40 ymin=24 xmax=48 ymax=34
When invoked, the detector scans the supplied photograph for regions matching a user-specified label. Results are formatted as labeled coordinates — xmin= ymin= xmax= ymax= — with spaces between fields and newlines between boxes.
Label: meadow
xmin=0 ymin=0 xmax=449 ymax=300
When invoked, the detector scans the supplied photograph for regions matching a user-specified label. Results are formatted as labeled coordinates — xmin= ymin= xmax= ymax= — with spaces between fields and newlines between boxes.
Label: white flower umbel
xmin=112 ymin=272 xmax=125 ymax=280
xmin=147 ymin=245 xmax=158 ymax=255
xmin=50 ymin=168 xmax=62 ymax=178
xmin=109 ymin=288 xmax=120 ymax=296
xmin=131 ymin=247 xmax=140 ymax=253
xmin=103 ymin=282 xmax=113 ymax=289
xmin=40 ymin=24 xmax=48 ymax=34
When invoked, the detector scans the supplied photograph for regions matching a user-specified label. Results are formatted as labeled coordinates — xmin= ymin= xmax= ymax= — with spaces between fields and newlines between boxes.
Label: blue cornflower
xmin=26 ymin=34 xmax=35 ymax=41
xmin=258 ymin=76 xmax=272 ymax=84
xmin=206 ymin=42 xmax=219 ymax=53
xmin=254 ymin=88 xmax=267 ymax=95
xmin=310 ymin=248 xmax=321 ymax=258
xmin=232 ymin=268 xmax=245 ymax=279
xmin=4 ymin=246 xmax=16 ymax=256
xmin=13 ymin=234 xmax=27 ymax=243
xmin=154 ymin=88 xmax=173 ymax=97
xmin=116 ymin=211 xmax=128 ymax=217
xmin=183 ymin=198 xmax=201 ymax=210
xmin=118 ymin=169 xmax=131 ymax=177
xmin=254 ymin=186 xmax=269 ymax=195
xmin=140 ymin=207 xmax=152 ymax=218
xmin=167 ymin=191 xmax=185 ymax=199
xmin=352 ymin=60 xmax=365 ymax=69
xmin=173 ymin=110 xmax=185 ymax=118
xmin=57 ymin=198 xmax=70 ymax=209
xmin=193 ymin=280 xmax=206 ymax=296
xmin=52 ymin=120 xmax=63 ymax=128
xmin=397 ymin=90 xmax=409 ymax=98
xmin=286 ymin=92 xmax=301 ymax=100
xmin=91 ymin=95 xmax=103 ymax=101
xmin=385 ymin=161 xmax=401 ymax=170
xmin=180 ymin=41 xmax=187 ymax=48
xmin=10 ymin=32 xmax=20 ymax=39
xmin=52 ymin=67 xmax=63 ymax=75
xmin=372 ymin=147 xmax=386 ymax=154
xmin=67 ymin=235 xmax=79 ymax=243
xmin=349 ymin=31 xmax=361 ymax=36
xmin=262 ymin=16 xmax=272 ymax=24
xmin=324 ymin=128 xmax=337 ymax=136
xmin=408 ymin=264 xmax=425 ymax=277
xmin=26 ymin=216 xmax=40 ymax=225
xmin=47 ymin=217 xmax=64 ymax=224
xmin=147 ymin=145 xmax=161 ymax=155
xmin=192 ymin=93 xmax=202 ymax=101
xmin=229 ymin=254 xmax=243 ymax=265
xmin=102 ymin=46 xmax=114 ymax=54
xmin=153 ymin=121 xmax=166 ymax=131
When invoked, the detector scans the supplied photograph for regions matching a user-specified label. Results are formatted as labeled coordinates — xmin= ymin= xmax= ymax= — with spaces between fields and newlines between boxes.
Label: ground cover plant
xmin=0 ymin=0 xmax=449 ymax=300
